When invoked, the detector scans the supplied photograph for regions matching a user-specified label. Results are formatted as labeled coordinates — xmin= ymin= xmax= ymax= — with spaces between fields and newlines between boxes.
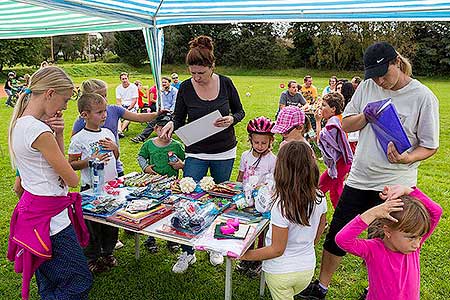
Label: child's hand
xmin=99 ymin=137 xmax=118 ymax=152
xmin=361 ymin=199 xmax=404 ymax=224
xmin=379 ymin=185 xmax=414 ymax=201
xmin=169 ymin=160 xmax=184 ymax=170
xmin=314 ymin=108 xmax=322 ymax=120
xmin=144 ymin=165 xmax=155 ymax=174
xmin=45 ymin=111 xmax=64 ymax=135
xmin=90 ymin=150 xmax=110 ymax=163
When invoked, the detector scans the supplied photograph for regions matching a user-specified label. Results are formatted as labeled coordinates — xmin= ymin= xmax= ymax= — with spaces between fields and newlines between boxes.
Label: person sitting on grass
xmin=137 ymin=112 xmax=185 ymax=253
xmin=68 ymin=93 xmax=120 ymax=273
xmin=335 ymin=185 xmax=442 ymax=300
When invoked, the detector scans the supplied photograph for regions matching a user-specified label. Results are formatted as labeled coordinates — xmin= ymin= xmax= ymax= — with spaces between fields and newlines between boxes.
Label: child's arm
xmin=314 ymin=109 xmax=323 ymax=141
xmin=168 ymin=159 xmax=184 ymax=170
xmin=236 ymin=171 xmax=244 ymax=182
xmin=314 ymin=213 xmax=327 ymax=245
xmin=335 ymin=199 xmax=404 ymax=258
xmin=409 ymin=188 xmax=443 ymax=243
xmin=137 ymin=154 xmax=155 ymax=174
xmin=240 ymin=224 xmax=288 ymax=261
xmin=33 ymin=132 xmax=79 ymax=187
xmin=14 ymin=175 xmax=24 ymax=199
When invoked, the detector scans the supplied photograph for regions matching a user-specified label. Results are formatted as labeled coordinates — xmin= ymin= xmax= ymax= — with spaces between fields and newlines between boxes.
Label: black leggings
xmin=323 ymin=185 xmax=383 ymax=256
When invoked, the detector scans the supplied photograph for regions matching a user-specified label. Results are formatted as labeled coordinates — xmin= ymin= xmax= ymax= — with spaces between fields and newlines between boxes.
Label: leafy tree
xmin=53 ymin=34 xmax=87 ymax=61
xmin=113 ymin=30 xmax=148 ymax=66
xmin=0 ymin=38 xmax=46 ymax=71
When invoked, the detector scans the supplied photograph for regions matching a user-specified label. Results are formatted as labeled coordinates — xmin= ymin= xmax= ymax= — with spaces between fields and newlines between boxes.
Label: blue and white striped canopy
xmin=5 ymin=0 xmax=450 ymax=39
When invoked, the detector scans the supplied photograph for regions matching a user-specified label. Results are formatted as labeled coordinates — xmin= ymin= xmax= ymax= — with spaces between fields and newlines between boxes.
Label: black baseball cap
xmin=363 ymin=42 xmax=398 ymax=80
xmin=155 ymin=112 xmax=173 ymax=126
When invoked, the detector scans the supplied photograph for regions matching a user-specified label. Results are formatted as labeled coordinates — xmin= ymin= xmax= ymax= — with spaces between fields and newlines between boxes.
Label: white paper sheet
xmin=174 ymin=110 xmax=226 ymax=146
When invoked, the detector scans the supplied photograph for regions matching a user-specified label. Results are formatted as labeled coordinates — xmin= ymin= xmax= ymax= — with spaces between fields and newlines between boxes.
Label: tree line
xmin=2 ymin=22 xmax=449 ymax=76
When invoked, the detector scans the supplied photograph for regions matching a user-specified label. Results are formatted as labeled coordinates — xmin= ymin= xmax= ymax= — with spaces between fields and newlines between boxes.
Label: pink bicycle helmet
xmin=247 ymin=116 xmax=275 ymax=134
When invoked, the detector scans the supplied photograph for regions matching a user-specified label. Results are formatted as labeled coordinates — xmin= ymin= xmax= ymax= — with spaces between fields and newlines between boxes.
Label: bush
xmin=103 ymin=51 xmax=120 ymax=63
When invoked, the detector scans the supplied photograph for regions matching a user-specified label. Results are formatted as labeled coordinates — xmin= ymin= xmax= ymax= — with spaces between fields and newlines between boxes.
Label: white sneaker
xmin=209 ymin=251 xmax=224 ymax=266
xmin=114 ymin=240 xmax=124 ymax=250
xmin=172 ymin=252 xmax=196 ymax=273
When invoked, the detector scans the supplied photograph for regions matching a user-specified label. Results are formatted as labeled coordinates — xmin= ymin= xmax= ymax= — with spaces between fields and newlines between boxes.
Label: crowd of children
xmin=6 ymin=41 xmax=443 ymax=300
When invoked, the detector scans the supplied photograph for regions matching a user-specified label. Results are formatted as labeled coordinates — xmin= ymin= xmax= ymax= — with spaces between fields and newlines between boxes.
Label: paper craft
xmin=174 ymin=110 xmax=226 ymax=146
xmin=365 ymin=98 xmax=412 ymax=156
xmin=214 ymin=223 xmax=250 ymax=240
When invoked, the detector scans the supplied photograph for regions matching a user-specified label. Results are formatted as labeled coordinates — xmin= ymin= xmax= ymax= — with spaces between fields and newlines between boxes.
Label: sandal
xmin=101 ymin=255 xmax=118 ymax=268
xmin=88 ymin=259 xmax=110 ymax=273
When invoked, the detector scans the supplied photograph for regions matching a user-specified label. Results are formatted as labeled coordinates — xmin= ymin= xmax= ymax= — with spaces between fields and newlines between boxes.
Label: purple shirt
xmin=72 ymin=105 xmax=125 ymax=173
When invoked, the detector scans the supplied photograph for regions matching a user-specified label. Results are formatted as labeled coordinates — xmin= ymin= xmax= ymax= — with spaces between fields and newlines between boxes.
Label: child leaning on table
xmin=68 ymin=93 xmax=120 ymax=273
xmin=137 ymin=112 xmax=185 ymax=253
xmin=335 ymin=185 xmax=443 ymax=300
xmin=240 ymin=141 xmax=327 ymax=300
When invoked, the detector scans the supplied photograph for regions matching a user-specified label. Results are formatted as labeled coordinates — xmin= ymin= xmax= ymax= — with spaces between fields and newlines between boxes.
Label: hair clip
xmin=24 ymin=88 xmax=32 ymax=95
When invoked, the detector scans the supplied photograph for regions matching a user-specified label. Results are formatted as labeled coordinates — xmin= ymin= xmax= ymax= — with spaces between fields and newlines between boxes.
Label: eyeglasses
xmin=172 ymin=77 xmax=178 ymax=79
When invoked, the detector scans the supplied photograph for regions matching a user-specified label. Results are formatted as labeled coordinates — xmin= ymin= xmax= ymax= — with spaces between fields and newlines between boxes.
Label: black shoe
xmin=359 ymin=287 xmax=368 ymax=300
xmin=246 ymin=261 xmax=262 ymax=278
xmin=118 ymin=132 xmax=125 ymax=139
xmin=144 ymin=237 xmax=158 ymax=253
xmin=296 ymin=280 xmax=327 ymax=300
xmin=236 ymin=260 xmax=253 ymax=275
xmin=131 ymin=135 xmax=145 ymax=143
xmin=167 ymin=241 xmax=180 ymax=253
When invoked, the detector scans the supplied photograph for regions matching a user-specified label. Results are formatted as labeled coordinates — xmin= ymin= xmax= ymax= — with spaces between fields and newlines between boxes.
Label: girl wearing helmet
xmin=237 ymin=116 xmax=276 ymax=186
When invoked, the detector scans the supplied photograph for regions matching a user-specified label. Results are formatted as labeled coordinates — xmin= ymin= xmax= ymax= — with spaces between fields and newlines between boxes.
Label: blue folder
xmin=365 ymin=98 xmax=412 ymax=157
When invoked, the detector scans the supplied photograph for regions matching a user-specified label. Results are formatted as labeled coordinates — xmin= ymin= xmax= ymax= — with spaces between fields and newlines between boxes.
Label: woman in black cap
xmin=299 ymin=41 xmax=440 ymax=300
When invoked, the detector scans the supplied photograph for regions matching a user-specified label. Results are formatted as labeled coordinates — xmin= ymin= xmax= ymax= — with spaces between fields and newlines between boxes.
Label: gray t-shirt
xmin=279 ymin=90 xmax=306 ymax=107
xmin=343 ymin=79 xmax=439 ymax=191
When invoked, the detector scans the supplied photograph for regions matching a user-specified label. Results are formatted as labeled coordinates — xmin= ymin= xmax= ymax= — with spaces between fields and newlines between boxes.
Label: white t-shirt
xmin=12 ymin=116 xmax=70 ymax=236
xmin=239 ymin=150 xmax=276 ymax=185
xmin=115 ymin=83 xmax=138 ymax=108
xmin=343 ymin=79 xmax=439 ymax=190
xmin=262 ymin=194 xmax=327 ymax=274
xmin=68 ymin=128 xmax=118 ymax=186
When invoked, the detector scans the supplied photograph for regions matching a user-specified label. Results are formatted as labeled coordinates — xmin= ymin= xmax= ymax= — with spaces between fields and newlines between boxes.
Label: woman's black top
xmin=173 ymin=74 xmax=245 ymax=154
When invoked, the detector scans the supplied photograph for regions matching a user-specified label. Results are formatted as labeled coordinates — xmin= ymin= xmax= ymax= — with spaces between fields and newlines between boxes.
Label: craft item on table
xmin=126 ymin=186 xmax=171 ymax=201
xmin=253 ymin=173 xmax=275 ymax=213
xmin=208 ymin=182 xmax=243 ymax=198
xmin=106 ymin=178 xmax=124 ymax=188
xmin=215 ymin=223 xmax=250 ymax=240
xmin=89 ymin=159 xmax=105 ymax=195
xmin=171 ymin=200 xmax=218 ymax=234
xmin=163 ymin=195 xmax=183 ymax=205
xmin=81 ymin=194 xmax=125 ymax=218
xmin=124 ymin=173 xmax=168 ymax=187
xmin=222 ymin=207 xmax=263 ymax=224
xmin=363 ymin=98 xmax=412 ymax=156
xmin=194 ymin=216 xmax=259 ymax=258
xmin=170 ymin=180 xmax=182 ymax=194
xmin=178 ymin=191 xmax=207 ymax=201
xmin=179 ymin=177 xmax=197 ymax=194
xmin=147 ymin=176 xmax=176 ymax=192
xmin=107 ymin=205 xmax=173 ymax=230
xmin=233 ymin=193 xmax=248 ymax=210
xmin=205 ymin=197 xmax=231 ymax=213
xmin=199 ymin=176 xmax=215 ymax=191
xmin=156 ymin=224 xmax=197 ymax=240
xmin=124 ymin=199 xmax=160 ymax=213
xmin=103 ymin=184 xmax=120 ymax=196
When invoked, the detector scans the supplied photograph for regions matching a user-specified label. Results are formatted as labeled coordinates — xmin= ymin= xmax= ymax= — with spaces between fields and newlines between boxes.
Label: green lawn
xmin=0 ymin=67 xmax=449 ymax=300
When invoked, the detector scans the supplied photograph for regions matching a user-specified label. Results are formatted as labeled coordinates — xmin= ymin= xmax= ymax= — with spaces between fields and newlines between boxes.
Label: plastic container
xmin=168 ymin=151 xmax=179 ymax=163
xmin=92 ymin=159 xmax=105 ymax=195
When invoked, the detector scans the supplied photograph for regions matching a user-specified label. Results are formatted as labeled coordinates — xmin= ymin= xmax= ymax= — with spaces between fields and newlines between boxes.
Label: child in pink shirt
xmin=335 ymin=185 xmax=442 ymax=300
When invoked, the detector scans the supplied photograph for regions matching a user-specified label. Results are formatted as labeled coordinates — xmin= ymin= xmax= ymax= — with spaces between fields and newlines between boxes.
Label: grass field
xmin=0 ymin=65 xmax=449 ymax=300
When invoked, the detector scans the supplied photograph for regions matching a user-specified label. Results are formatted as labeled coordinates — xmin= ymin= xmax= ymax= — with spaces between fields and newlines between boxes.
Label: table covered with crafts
xmin=81 ymin=172 xmax=271 ymax=300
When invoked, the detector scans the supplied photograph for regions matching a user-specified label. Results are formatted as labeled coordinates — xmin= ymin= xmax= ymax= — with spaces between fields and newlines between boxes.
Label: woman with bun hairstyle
xmin=160 ymin=35 xmax=245 ymax=273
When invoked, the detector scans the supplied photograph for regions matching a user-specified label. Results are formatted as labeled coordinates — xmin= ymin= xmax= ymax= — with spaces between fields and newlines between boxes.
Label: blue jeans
xmin=181 ymin=157 xmax=235 ymax=254
xmin=35 ymin=225 xmax=92 ymax=300
xmin=183 ymin=157 xmax=235 ymax=183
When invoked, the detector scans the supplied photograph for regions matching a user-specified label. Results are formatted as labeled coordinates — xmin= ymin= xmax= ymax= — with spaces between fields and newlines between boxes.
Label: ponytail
xmin=8 ymin=66 xmax=74 ymax=168
xmin=397 ymin=53 xmax=412 ymax=77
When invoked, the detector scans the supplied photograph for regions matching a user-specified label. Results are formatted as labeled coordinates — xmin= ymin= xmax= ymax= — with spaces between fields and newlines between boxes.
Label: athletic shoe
xmin=246 ymin=261 xmax=262 ymax=278
xmin=172 ymin=252 xmax=196 ymax=273
xmin=131 ymin=135 xmax=145 ymax=143
xmin=296 ymin=280 xmax=327 ymax=299
xmin=167 ymin=241 xmax=180 ymax=253
xmin=359 ymin=287 xmax=369 ymax=300
xmin=101 ymin=255 xmax=118 ymax=268
xmin=209 ymin=250 xmax=224 ymax=266
xmin=88 ymin=259 xmax=110 ymax=273
xmin=144 ymin=237 xmax=158 ymax=253
xmin=118 ymin=132 xmax=125 ymax=139
xmin=114 ymin=240 xmax=124 ymax=250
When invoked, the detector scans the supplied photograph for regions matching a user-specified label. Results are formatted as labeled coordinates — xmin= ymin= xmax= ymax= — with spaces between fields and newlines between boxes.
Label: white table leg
xmin=225 ymin=257 xmax=232 ymax=300
xmin=134 ymin=233 xmax=140 ymax=260
xmin=259 ymin=271 xmax=265 ymax=297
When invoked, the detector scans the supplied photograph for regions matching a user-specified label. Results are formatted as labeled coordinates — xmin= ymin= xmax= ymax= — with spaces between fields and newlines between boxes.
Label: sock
xmin=318 ymin=282 xmax=329 ymax=293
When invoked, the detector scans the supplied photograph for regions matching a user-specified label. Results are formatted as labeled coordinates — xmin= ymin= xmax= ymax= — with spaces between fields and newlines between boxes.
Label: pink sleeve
xmin=335 ymin=215 xmax=371 ymax=259
xmin=409 ymin=188 xmax=443 ymax=244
